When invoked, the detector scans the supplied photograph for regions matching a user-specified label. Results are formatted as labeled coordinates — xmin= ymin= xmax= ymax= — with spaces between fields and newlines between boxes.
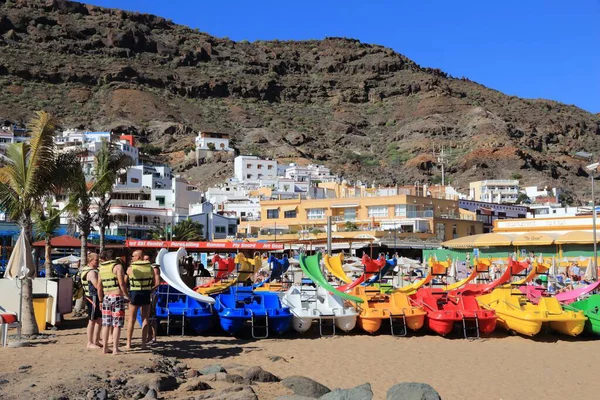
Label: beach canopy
xmin=52 ymin=254 xmax=81 ymax=265
xmin=473 ymin=233 xmax=513 ymax=247
xmin=6 ymin=229 xmax=35 ymax=280
xmin=555 ymin=231 xmax=600 ymax=245
xmin=32 ymin=235 xmax=93 ymax=249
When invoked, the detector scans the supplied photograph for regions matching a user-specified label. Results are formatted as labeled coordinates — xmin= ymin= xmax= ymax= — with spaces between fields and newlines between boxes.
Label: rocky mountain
xmin=1 ymin=0 xmax=599 ymax=203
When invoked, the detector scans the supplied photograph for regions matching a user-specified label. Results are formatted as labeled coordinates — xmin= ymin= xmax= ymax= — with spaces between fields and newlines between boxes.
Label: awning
xmin=474 ymin=233 xmax=513 ymax=247
xmin=330 ymin=203 xmax=359 ymax=208
xmin=511 ymin=232 xmax=556 ymax=246
xmin=264 ymin=207 xmax=279 ymax=211
xmin=442 ymin=234 xmax=480 ymax=249
xmin=555 ymin=231 xmax=600 ymax=245
xmin=280 ymin=205 xmax=297 ymax=212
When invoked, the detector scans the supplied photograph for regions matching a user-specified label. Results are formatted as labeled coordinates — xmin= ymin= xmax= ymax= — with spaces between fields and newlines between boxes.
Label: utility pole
xmin=434 ymin=145 xmax=448 ymax=186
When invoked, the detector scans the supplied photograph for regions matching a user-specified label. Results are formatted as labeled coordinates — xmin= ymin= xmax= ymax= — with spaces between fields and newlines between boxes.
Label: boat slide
xmin=362 ymin=258 xmax=397 ymax=286
xmin=281 ymin=286 xmax=358 ymax=335
xmin=299 ymin=253 xmax=363 ymax=303
xmin=157 ymin=248 xmax=215 ymax=304
xmin=323 ymin=253 xmax=352 ymax=283
xmin=337 ymin=254 xmax=386 ymax=292
xmin=196 ymin=254 xmax=237 ymax=289
xmin=555 ymin=281 xmax=600 ymax=304
xmin=443 ymin=261 xmax=487 ymax=291
xmin=197 ymin=253 xmax=262 ymax=295
xmin=395 ymin=263 xmax=447 ymax=294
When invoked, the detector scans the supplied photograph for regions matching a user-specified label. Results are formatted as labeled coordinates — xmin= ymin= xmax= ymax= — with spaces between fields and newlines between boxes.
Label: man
xmin=125 ymin=250 xmax=160 ymax=349
xmin=98 ymin=250 xmax=128 ymax=355
xmin=81 ymin=253 xmax=102 ymax=349
xmin=570 ymin=262 xmax=581 ymax=281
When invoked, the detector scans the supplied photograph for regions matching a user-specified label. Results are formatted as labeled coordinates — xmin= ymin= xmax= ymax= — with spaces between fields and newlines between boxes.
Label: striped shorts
xmin=101 ymin=295 xmax=125 ymax=327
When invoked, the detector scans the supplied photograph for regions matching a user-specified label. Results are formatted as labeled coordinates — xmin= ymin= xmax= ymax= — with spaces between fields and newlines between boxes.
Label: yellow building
xmin=253 ymin=185 xmax=483 ymax=247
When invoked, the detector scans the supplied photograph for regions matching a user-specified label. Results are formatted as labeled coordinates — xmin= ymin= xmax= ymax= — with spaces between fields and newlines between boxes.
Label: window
xmin=284 ymin=210 xmax=297 ymax=218
xmin=394 ymin=205 xmax=406 ymax=217
xmin=267 ymin=209 xmax=279 ymax=219
xmin=267 ymin=165 xmax=273 ymax=170
xmin=215 ymin=226 xmax=226 ymax=233
xmin=436 ymin=223 xmax=446 ymax=241
xmin=246 ymin=164 xmax=252 ymax=169
xmin=131 ymin=177 xmax=139 ymax=183
xmin=343 ymin=208 xmax=356 ymax=221
xmin=406 ymin=205 xmax=418 ymax=218
xmin=228 ymin=225 xmax=236 ymax=235
xmin=240 ymin=212 xmax=246 ymax=217
xmin=367 ymin=206 xmax=388 ymax=218
xmin=307 ymin=208 xmax=326 ymax=220
xmin=452 ymin=224 xmax=457 ymax=239
xmin=258 ymin=174 xmax=264 ymax=179
xmin=246 ymin=174 xmax=252 ymax=179
xmin=156 ymin=196 xmax=165 ymax=207
xmin=220 ymin=143 xmax=225 ymax=149
xmin=257 ymin=164 xmax=263 ymax=169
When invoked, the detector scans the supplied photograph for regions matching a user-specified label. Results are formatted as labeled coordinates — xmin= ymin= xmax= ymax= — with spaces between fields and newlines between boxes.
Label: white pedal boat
xmin=281 ymin=286 xmax=358 ymax=335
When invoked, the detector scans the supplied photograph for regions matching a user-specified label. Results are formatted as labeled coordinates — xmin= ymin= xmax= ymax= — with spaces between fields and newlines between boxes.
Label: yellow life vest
xmin=99 ymin=261 xmax=119 ymax=294
xmin=129 ymin=261 xmax=154 ymax=291
xmin=80 ymin=266 xmax=98 ymax=297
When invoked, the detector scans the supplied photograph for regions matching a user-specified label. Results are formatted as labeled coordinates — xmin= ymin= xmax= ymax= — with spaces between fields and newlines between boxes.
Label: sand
xmin=1 ymin=316 xmax=599 ymax=400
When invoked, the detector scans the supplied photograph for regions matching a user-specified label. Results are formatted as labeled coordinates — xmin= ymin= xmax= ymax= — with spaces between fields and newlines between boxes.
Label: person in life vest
xmin=98 ymin=249 xmax=128 ymax=355
xmin=125 ymin=249 xmax=160 ymax=349
xmin=81 ymin=252 xmax=103 ymax=349
xmin=142 ymin=254 xmax=158 ymax=344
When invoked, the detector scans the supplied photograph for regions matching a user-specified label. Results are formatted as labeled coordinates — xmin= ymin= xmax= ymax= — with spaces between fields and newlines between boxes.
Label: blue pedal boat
xmin=214 ymin=286 xmax=292 ymax=338
xmin=138 ymin=284 xmax=213 ymax=335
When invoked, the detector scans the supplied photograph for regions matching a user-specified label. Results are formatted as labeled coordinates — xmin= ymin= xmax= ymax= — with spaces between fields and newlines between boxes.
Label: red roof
xmin=32 ymin=235 xmax=97 ymax=248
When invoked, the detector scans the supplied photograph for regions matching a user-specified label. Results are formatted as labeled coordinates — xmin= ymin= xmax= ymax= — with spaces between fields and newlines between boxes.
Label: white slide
xmin=157 ymin=248 xmax=215 ymax=305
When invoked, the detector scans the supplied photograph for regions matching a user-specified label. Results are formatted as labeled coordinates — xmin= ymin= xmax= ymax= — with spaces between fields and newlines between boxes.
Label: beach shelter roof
xmin=555 ymin=231 xmax=600 ymax=245
xmin=511 ymin=232 xmax=556 ymax=246
xmin=32 ymin=235 xmax=94 ymax=249
xmin=473 ymin=233 xmax=513 ymax=247
xmin=442 ymin=234 xmax=481 ymax=248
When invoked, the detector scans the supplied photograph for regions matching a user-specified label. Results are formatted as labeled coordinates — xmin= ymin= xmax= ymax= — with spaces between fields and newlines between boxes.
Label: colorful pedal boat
xmin=412 ymin=287 xmax=496 ymax=337
xmin=139 ymin=284 xmax=213 ymax=334
xmin=349 ymin=286 xmax=426 ymax=334
xmin=564 ymin=295 xmax=600 ymax=336
xmin=281 ymin=286 xmax=358 ymax=334
xmin=476 ymin=286 xmax=586 ymax=337
xmin=213 ymin=286 xmax=292 ymax=337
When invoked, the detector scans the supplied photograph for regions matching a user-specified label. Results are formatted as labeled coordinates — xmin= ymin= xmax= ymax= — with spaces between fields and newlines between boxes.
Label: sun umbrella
xmin=448 ymin=257 xmax=457 ymax=280
xmin=495 ymin=259 xmax=507 ymax=265
xmin=397 ymin=256 xmax=420 ymax=266
xmin=584 ymin=257 xmax=597 ymax=281
xmin=6 ymin=229 xmax=34 ymax=280
xmin=51 ymin=254 xmax=81 ymax=265
xmin=548 ymin=256 xmax=558 ymax=277
xmin=537 ymin=253 xmax=543 ymax=264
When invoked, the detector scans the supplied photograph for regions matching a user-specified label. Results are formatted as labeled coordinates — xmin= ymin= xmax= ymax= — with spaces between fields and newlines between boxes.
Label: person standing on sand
xmin=98 ymin=250 xmax=128 ymax=355
xmin=81 ymin=252 xmax=102 ymax=349
xmin=125 ymin=250 xmax=159 ymax=349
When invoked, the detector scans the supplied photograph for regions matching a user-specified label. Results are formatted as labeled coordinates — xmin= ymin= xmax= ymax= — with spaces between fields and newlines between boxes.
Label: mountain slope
xmin=1 ymin=0 xmax=599 ymax=202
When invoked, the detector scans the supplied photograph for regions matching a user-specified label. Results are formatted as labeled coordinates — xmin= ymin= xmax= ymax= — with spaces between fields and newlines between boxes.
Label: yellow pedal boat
xmin=477 ymin=286 xmax=586 ymax=336
xmin=350 ymin=286 xmax=426 ymax=334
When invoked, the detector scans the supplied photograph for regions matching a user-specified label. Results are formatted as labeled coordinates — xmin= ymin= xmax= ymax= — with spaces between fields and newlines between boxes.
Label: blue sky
xmin=90 ymin=1 xmax=599 ymax=113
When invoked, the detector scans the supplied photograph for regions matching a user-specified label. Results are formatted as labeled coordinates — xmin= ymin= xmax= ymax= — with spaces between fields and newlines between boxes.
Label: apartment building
xmin=256 ymin=184 xmax=483 ymax=246
xmin=459 ymin=199 xmax=528 ymax=233
xmin=469 ymin=179 xmax=520 ymax=203
xmin=234 ymin=155 xmax=278 ymax=185
xmin=195 ymin=131 xmax=232 ymax=151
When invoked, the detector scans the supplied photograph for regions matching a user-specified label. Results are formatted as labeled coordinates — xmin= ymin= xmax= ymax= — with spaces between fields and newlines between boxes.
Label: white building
xmin=282 ymin=163 xmax=337 ymax=183
xmin=0 ymin=124 xmax=28 ymax=154
xmin=234 ymin=155 xmax=278 ymax=185
xmin=195 ymin=131 xmax=232 ymax=151
xmin=527 ymin=204 xmax=581 ymax=218
xmin=524 ymin=186 xmax=558 ymax=203
xmin=469 ymin=179 xmax=520 ymax=204
xmin=188 ymin=202 xmax=238 ymax=240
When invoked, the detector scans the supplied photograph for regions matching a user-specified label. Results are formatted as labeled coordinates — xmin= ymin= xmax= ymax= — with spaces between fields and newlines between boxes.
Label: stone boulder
xmin=319 ymin=383 xmax=372 ymax=400
xmin=386 ymin=382 xmax=441 ymax=400
xmin=244 ymin=366 xmax=280 ymax=383
xmin=199 ymin=364 xmax=227 ymax=375
xmin=281 ymin=376 xmax=331 ymax=398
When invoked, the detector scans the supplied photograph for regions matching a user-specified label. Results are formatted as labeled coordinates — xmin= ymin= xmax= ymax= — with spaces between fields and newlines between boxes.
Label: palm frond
xmin=24 ymin=111 xmax=57 ymax=199
xmin=34 ymin=202 xmax=62 ymax=240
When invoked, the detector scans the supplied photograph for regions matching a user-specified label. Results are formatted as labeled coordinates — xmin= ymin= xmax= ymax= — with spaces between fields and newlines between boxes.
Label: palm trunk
xmin=80 ymin=229 xmax=88 ymax=266
xmin=44 ymin=237 xmax=52 ymax=278
xmin=21 ymin=215 xmax=39 ymax=335
xmin=99 ymin=225 xmax=105 ymax=254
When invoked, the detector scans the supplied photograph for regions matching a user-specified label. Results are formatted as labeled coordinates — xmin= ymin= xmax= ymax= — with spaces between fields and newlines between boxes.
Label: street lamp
xmin=586 ymin=162 xmax=599 ymax=280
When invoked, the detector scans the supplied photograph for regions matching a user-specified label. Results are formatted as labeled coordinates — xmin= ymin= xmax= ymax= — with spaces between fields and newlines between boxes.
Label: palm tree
xmin=151 ymin=219 xmax=205 ymax=241
xmin=0 ymin=111 xmax=62 ymax=335
xmin=93 ymin=140 xmax=132 ymax=253
xmin=34 ymin=201 xmax=62 ymax=278
xmin=65 ymin=161 xmax=94 ymax=267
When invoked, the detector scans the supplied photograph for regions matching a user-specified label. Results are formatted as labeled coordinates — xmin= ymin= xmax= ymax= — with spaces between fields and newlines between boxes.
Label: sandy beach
xmin=1 ymin=315 xmax=599 ymax=400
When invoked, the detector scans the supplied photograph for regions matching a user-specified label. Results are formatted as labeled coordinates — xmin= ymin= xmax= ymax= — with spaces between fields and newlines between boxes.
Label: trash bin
xmin=32 ymin=293 xmax=49 ymax=332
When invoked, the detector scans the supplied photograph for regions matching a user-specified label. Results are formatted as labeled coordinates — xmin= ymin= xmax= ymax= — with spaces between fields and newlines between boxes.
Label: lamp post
xmin=586 ymin=162 xmax=599 ymax=279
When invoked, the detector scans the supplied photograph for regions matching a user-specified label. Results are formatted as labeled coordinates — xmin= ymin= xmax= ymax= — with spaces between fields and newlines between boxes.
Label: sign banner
xmin=125 ymin=239 xmax=284 ymax=250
